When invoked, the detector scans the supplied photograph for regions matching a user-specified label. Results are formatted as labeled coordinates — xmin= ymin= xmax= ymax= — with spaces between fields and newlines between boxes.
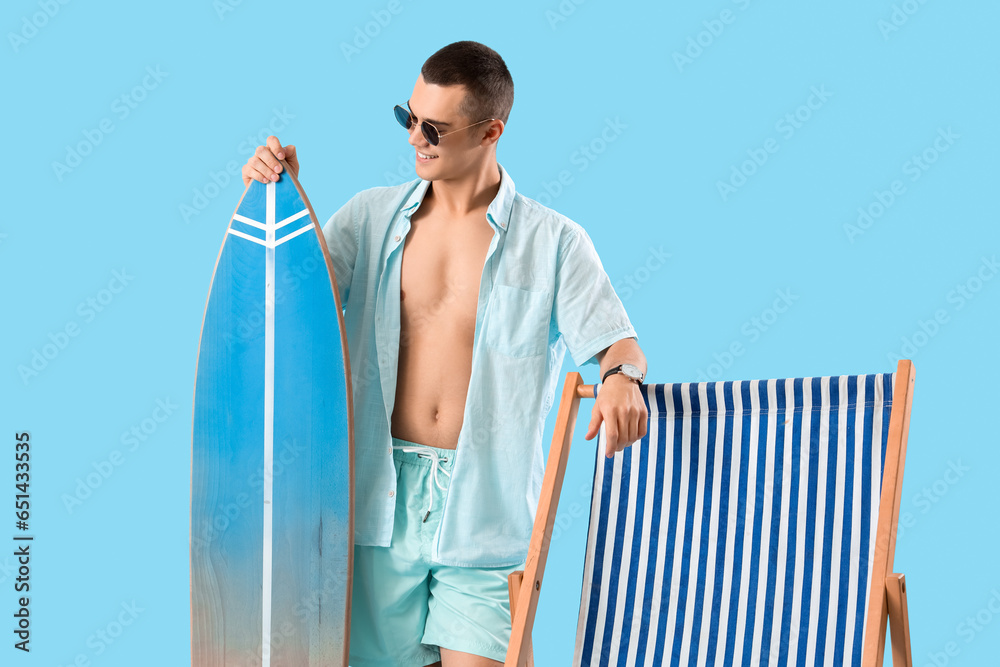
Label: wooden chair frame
xmin=505 ymin=360 xmax=916 ymax=667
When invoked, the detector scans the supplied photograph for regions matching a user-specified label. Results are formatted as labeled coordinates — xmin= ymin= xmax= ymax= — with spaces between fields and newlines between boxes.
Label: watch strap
xmin=602 ymin=365 xmax=623 ymax=383
xmin=603 ymin=364 xmax=643 ymax=384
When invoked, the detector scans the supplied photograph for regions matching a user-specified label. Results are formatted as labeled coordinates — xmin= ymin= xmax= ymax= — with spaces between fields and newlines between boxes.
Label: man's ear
xmin=480 ymin=119 xmax=505 ymax=146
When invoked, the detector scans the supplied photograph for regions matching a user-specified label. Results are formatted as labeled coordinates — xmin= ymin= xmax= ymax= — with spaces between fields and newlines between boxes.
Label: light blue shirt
xmin=322 ymin=163 xmax=637 ymax=567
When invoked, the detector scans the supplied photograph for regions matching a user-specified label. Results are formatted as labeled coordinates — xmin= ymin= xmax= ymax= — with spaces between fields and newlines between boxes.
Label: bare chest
xmin=398 ymin=210 xmax=495 ymax=332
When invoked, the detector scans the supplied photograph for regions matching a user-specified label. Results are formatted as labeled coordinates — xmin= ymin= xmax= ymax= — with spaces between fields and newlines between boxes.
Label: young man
xmin=242 ymin=41 xmax=647 ymax=667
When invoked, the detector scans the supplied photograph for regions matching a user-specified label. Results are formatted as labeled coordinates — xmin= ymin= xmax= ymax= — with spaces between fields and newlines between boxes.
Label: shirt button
xmin=388 ymin=490 xmax=395 ymax=497
xmin=500 ymin=222 xmax=506 ymax=228
xmin=394 ymin=235 xmax=400 ymax=242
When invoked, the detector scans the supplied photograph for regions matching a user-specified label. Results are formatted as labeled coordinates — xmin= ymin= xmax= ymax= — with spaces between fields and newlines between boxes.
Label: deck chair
xmin=505 ymin=360 xmax=915 ymax=667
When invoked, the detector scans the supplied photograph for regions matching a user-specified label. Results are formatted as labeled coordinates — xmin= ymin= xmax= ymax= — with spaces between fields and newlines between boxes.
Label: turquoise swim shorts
xmin=348 ymin=437 xmax=526 ymax=667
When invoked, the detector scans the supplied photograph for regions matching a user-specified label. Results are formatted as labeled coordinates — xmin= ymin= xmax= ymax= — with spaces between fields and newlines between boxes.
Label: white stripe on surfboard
xmin=234 ymin=213 xmax=267 ymax=230
xmin=227 ymin=228 xmax=268 ymax=247
xmin=228 ymin=223 xmax=313 ymax=249
xmin=262 ymin=181 xmax=275 ymax=666
xmin=235 ymin=207 xmax=307 ymax=232
xmin=274 ymin=223 xmax=314 ymax=247
xmin=275 ymin=207 xmax=309 ymax=229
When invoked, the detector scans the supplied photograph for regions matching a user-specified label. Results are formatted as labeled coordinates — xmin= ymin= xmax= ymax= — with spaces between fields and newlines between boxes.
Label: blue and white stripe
xmin=225 ymin=181 xmax=312 ymax=667
xmin=574 ymin=374 xmax=893 ymax=667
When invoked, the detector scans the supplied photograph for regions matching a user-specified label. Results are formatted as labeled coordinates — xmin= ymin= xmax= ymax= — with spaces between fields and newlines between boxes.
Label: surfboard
xmin=190 ymin=161 xmax=354 ymax=666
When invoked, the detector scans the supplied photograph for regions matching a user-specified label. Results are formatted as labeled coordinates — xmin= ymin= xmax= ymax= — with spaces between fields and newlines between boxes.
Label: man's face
xmin=405 ymin=74 xmax=493 ymax=181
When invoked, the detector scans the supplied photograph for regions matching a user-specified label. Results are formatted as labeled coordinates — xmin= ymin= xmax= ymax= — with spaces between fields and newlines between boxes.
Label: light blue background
xmin=2 ymin=0 xmax=997 ymax=665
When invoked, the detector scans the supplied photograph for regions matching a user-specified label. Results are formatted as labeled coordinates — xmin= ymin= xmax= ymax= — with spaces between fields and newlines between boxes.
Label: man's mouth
xmin=417 ymin=151 xmax=438 ymax=160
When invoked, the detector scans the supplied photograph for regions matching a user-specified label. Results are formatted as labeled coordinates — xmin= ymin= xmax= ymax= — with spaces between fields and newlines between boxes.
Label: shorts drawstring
xmin=392 ymin=444 xmax=452 ymax=522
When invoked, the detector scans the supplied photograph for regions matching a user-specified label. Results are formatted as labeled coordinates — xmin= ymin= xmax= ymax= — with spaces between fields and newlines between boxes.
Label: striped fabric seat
xmin=573 ymin=374 xmax=894 ymax=667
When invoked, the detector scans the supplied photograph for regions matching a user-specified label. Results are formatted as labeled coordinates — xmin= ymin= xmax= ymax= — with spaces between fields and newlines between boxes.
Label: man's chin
xmin=415 ymin=160 xmax=440 ymax=180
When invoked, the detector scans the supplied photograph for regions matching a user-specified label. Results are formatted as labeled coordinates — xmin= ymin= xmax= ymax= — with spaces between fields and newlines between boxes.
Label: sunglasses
xmin=393 ymin=102 xmax=496 ymax=146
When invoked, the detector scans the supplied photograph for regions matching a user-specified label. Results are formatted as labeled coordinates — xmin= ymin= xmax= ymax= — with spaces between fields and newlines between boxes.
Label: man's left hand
xmin=584 ymin=374 xmax=648 ymax=458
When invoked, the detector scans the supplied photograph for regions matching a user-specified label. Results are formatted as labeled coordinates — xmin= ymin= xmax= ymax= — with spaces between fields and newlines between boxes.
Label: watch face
xmin=621 ymin=363 xmax=643 ymax=381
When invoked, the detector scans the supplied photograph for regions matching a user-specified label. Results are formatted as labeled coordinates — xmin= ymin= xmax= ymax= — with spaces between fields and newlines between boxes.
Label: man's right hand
xmin=242 ymin=135 xmax=299 ymax=186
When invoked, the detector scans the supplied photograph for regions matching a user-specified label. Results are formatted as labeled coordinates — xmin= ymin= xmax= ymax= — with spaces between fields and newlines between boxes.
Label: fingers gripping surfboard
xmin=190 ymin=162 xmax=354 ymax=666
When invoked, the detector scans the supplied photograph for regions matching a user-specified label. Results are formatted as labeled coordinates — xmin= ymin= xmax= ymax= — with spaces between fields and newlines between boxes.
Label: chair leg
xmin=885 ymin=573 xmax=913 ymax=667
xmin=507 ymin=571 xmax=534 ymax=667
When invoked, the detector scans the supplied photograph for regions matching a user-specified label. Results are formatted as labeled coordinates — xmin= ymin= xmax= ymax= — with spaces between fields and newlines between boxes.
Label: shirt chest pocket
xmin=485 ymin=284 xmax=553 ymax=358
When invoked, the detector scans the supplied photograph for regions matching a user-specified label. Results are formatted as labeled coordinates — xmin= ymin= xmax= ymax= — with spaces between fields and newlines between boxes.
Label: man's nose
xmin=407 ymin=122 xmax=427 ymax=147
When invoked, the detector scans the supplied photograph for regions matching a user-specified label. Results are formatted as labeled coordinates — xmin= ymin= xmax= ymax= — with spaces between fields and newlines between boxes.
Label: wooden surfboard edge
xmin=189 ymin=175 xmax=262 ymax=652
xmin=276 ymin=159 xmax=357 ymax=654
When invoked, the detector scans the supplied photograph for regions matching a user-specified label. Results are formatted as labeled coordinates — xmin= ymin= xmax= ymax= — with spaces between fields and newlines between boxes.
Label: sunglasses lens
xmin=423 ymin=123 xmax=440 ymax=146
xmin=395 ymin=105 xmax=442 ymax=145
xmin=394 ymin=105 xmax=412 ymax=130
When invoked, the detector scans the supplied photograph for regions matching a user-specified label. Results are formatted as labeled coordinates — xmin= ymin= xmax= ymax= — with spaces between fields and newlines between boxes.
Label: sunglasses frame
xmin=394 ymin=102 xmax=496 ymax=146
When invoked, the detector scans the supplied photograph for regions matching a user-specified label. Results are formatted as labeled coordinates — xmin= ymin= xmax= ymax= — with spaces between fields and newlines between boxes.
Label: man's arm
xmin=584 ymin=336 xmax=649 ymax=458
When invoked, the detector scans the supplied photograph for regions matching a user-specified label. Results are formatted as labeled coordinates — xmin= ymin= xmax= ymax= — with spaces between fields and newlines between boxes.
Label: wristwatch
xmin=602 ymin=363 xmax=644 ymax=385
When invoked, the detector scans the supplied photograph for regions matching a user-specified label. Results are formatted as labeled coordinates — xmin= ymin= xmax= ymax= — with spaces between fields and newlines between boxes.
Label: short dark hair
xmin=421 ymin=41 xmax=514 ymax=125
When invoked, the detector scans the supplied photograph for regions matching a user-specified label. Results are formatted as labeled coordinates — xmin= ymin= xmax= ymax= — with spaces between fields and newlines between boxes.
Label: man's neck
xmin=425 ymin=159 xmax=502 ymax=219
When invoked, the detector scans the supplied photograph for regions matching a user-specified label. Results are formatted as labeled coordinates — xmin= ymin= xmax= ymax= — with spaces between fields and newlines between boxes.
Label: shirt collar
xmin=401 ymin=162 xmax=516 ymax=234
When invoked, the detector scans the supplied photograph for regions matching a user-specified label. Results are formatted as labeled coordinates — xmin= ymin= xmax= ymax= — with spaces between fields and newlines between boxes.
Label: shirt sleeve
xmin=552 ymin=225 xmax=638 ymax=367
xmin=321 ymin=195 xmax=360 ymax=308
